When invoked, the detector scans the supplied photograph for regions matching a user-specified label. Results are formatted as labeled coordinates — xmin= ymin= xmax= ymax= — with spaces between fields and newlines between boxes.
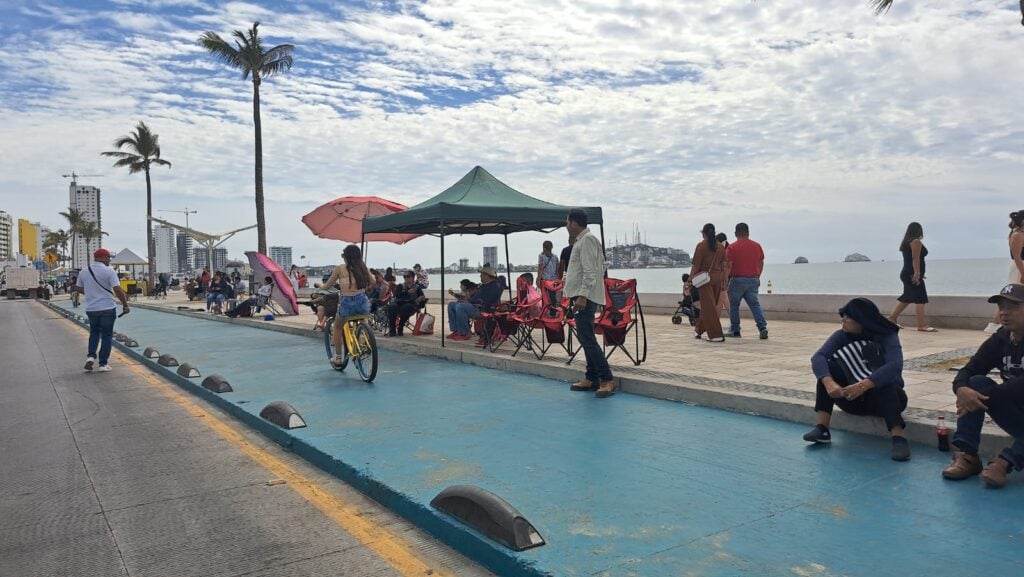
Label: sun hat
xmin=478 ymin=266 xmax=497 ymax=277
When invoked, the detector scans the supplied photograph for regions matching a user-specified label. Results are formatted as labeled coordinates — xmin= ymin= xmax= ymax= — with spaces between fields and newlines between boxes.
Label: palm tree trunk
xmin=253 ymin=76 xmax=267 ymax=255
xmin=146 ymin=167 xmax=155 ymax=291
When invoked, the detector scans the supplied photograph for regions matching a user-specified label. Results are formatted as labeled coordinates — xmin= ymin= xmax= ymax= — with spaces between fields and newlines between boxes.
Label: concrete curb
xmin=125 ymin=301 xmax=1010 ymax=453
xmin=45 ymin=301 xmax=548 ymax=577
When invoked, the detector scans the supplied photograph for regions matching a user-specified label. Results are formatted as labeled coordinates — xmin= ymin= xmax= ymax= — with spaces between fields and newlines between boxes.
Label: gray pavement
xmin=0 ymin=299 xmax=492 ymax=577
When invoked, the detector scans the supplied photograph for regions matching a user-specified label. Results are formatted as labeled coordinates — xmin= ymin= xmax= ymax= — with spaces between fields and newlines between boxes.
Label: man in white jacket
xmin=564 ymin=209 xmax=615 ymax=398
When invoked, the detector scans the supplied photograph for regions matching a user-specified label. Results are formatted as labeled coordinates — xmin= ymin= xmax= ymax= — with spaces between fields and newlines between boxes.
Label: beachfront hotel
xmin=69 ymin=180 xmax=101 ymax=269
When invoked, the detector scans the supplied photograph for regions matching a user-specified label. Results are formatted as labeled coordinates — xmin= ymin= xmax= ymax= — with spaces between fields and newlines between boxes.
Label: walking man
xmin=75 ymin=248 xmax=129 ymax=372
xmin=725 ymin=222 xmax=768 ymax=339
xmin=941 ymin=283 xmax=1024 ymax=488
xmin=564 ymin=209 xmax=615 ymax=398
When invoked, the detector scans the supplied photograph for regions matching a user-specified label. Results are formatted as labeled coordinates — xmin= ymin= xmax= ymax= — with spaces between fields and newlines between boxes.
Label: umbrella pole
xmin=440 ymin=223 xmax=445 ymax=348
xmin=504 ymin=233 xmax=512 ymax=301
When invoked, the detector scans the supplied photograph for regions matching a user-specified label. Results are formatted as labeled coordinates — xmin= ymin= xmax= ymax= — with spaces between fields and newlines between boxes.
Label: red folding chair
xmin=516 ymin=278 xmax=574 ymax=360
xmin=481 ymin=276 xmax=541 ymax=352
xmin=595 ymin=278 xmax=647 ymax=365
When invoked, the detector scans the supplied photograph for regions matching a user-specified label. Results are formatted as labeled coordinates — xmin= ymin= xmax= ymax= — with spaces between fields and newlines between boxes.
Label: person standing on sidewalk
xmin=725 ymin=222 xmax=768 ymax=339
xmin=564 ymin=209 xmax=615 ymax=398
xmin=74 ymin=248 xmax=129 ymax=372
xmin=690 ymin=223 xmax=726 ymax=342
xmin=941 ymin=283 xmax=1024 ymax=488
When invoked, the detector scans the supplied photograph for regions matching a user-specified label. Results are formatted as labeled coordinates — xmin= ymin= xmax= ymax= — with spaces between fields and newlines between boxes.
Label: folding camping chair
xmin=479 ymin=276 xmax=540 ymax=352
xmin=596 ymin=278 xmax=647 ymax=365
xmin=515 ymin=278 xmax=573 ymax=360
xmin=254 ymin=284 xmax=284 ymax=316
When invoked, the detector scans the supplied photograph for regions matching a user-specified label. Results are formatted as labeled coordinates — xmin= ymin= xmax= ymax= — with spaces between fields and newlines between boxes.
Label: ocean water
xmin=439 ymin=258 xmax=1013 ymax=296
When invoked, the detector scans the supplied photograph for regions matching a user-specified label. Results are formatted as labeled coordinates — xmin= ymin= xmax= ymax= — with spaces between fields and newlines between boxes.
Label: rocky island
xmin=844 ymin=253 xmax=871 ymax=263
xmin=794 ymin=256 xmax=809 ymax=264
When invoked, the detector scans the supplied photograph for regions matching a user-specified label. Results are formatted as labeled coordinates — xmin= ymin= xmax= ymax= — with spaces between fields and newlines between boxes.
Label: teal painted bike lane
xmin=54 ymin=302 xmax=1024 ymax=576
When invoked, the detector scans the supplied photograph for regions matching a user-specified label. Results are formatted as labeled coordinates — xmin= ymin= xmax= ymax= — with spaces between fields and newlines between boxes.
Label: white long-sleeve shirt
xmin=563 ymin=227 xmax=606 ymax=304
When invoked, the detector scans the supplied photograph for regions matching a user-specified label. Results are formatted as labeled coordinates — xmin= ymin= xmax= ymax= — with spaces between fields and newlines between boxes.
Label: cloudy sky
xmin=1 ymin=0 xmax=1021 ymax=270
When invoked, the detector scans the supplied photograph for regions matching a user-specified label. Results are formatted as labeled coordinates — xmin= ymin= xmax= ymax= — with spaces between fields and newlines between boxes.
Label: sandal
xmin=918 ymin=327 xmax=939 ymax=332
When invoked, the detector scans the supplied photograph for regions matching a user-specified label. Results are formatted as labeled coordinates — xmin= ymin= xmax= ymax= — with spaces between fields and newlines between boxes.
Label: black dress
xmin=898 ymin=243 xmax=928 ymax=304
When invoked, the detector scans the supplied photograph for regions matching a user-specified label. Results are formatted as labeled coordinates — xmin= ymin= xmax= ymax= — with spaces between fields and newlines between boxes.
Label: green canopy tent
xmin=362 ymin=166 xmax=604 ymax=346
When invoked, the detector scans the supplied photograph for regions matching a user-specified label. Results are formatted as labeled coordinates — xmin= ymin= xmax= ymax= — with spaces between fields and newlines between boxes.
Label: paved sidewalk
xmin=115 ymin=291 xmax=996 ymax=444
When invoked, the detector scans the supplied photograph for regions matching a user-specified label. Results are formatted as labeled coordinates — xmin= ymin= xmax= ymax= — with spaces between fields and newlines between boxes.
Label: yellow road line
xmin=63 ymin=316 xmax=453 ymax=577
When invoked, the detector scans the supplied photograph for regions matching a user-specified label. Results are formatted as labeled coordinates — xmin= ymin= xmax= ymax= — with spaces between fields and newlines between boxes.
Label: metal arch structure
xmin=147 ymin=216 xmax=257 ymax=272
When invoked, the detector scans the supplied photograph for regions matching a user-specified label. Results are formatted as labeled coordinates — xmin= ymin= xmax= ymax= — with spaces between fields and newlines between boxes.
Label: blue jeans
xmin=206 ymin=292 xmax=225 ymax=310
xmin=953 ymin=375 xmax=1024 ymax=470
xmin=574 ymin=299 xmax=613 ymax=382
xmin=447 ymin=301 xmax=478 ymax=335
xmin=86 ymin=308 xmax=116 ymax=366
xmin=727 ymin=277 xmax=767 ymax=334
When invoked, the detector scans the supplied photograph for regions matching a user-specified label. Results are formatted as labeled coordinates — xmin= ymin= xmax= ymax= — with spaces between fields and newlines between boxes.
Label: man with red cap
xmin=942 ymin=283 xmax=1024 ymax=488
xmin=74 ymin=248 xmax=129 ymax=372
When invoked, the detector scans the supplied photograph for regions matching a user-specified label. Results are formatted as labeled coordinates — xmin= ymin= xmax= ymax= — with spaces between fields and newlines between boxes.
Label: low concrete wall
xmin=423 ymin=290 xmax=993 ymax=330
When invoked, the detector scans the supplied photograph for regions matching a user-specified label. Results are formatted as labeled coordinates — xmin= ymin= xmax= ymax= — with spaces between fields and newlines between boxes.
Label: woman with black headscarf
xmin=803 ymin=298 xmax=911 ymax=461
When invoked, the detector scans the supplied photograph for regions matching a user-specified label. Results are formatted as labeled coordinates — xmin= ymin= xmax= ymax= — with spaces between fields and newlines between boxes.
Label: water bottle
xmin=937 ymin=416 xmax=950 ymax=452
xmin=766 ymin=280 xmax=773 ymax=294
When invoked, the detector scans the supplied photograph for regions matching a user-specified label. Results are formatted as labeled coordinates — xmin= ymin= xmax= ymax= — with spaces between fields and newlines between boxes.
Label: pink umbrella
xmin=302 ymin=196 xmax=420 ymax=244
xmin=246 ymin=251 xmax=299 ymax=315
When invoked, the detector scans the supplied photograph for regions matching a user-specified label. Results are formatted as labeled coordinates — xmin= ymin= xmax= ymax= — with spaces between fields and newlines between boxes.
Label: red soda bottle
xmin=937 ymin=416 xmax=950 ymax=452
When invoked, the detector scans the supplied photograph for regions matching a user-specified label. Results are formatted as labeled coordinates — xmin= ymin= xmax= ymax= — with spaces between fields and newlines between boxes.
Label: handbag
xmin=691 ymin=247 xmax=723 ymax=288
xmin=413 ymin=311 xmax=435 ymax=335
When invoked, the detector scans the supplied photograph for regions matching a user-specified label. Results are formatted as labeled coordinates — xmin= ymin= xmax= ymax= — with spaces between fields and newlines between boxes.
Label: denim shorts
xmin=338 ymin=293 xmax=370 ymax=317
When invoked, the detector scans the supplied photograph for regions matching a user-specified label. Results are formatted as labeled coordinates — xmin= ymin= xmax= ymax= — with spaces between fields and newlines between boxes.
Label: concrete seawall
xmin=422 ymin=290 xmax=994 ymax=330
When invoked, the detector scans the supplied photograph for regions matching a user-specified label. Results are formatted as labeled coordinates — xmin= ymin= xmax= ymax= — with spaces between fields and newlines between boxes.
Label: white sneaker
xmin=97 ymin=364 xmax=112 ymax=372
xmin=84 ymin=356 xmax=95 ymax=371
xmin=984 ymin=322 xmax=1001 ymax=334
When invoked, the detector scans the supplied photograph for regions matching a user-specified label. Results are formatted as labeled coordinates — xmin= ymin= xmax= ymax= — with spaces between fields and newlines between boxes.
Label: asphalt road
xmin=0 ymin=298 xmax=492 ymax=577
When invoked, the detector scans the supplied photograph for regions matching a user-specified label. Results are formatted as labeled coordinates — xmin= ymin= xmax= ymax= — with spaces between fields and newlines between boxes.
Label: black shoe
xmin=803 ymin=425 xmax=831 ymax=444
xmin=891 ymin=436 xmax=911 ymax=462
xmin=726 ymin=331 xmax=741 ymax=338
xmin=759 ymin=329 xmax=769 ymax=340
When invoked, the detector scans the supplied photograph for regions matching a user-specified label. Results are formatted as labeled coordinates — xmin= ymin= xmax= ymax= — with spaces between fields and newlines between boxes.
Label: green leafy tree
xmin=59 ymin=208 xmax=85 ymax=267
xmin=102 ymin=121 xmax=171 ymax=290
xmin=198 ymin=22 xmax=294 ymax=255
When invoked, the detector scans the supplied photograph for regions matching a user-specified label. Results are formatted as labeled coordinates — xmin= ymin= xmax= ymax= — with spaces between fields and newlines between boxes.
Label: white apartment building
xmin=152 ymin=224 xmax=177 ymax=274
xmin=270 ymin=246 xmax=293 ymax=270
xmin=0 ymin=211 xmax=12 ymax=261
xmin=69 ymin=182 xmax=102 ymax=269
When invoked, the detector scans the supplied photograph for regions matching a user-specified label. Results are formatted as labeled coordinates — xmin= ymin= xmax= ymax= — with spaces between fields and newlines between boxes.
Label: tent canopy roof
xmin=110 ymin=248 xmax=147 ymax=265
xmin=361 ymin=166 xmax=602 ymax=236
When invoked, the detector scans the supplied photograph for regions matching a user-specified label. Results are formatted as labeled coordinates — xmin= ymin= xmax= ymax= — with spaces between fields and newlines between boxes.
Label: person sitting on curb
xmin=803 ymin=297 xmax=911 ymax=461
xmin=386 ymin=270 xmax=426 ymax=336
xmin=446 ymin=266 xmax=502 ymax=341
xmin=942 ymin=283 xmax=1024 ymax=488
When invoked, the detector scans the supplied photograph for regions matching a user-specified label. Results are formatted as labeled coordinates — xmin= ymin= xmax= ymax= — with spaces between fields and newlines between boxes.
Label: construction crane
xmin=62 ymin=172 xmax=104 ymax=185
xmin=158 ymin=207 xmax=198 ymax=233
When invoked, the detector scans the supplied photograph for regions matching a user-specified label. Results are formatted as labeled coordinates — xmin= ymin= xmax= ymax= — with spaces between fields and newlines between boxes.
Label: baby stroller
xmin=671 ymin=273 xmax=700 ymax=326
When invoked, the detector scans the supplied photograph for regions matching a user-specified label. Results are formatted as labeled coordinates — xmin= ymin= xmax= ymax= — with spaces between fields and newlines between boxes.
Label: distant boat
xmin=844 ymin=253 xmax=871 ymax=263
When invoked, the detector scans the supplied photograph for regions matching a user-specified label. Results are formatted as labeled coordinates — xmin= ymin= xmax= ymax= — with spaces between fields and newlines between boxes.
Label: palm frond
xmin=869 ymin=0 xmax=893 ymax=15
xmin=150 ymin=158 xmax=172 ymax=168
xmin=199 ymin=31 xmax=247 ymax=74
xmin=100 ymin=151 xmax=134 ymax=159
xmin=260 ymin=45 xmax=294 ymax=77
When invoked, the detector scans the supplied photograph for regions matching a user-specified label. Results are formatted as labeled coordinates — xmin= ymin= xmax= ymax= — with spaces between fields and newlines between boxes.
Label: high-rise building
xmin=459 ymin=258 xmax=469 ymax=272
xmin=69 ymin=181 xmax=101 ymax=269
xmin=193 ymin=247 xmax=228 ymax=271
xmin=176 ymin=232 xmax=194 ymax=273
xmin=0 ymin=211 xmax=13 ymax=261
xmin=270 ymin=246 xmax=293 ymax=270
xmin=152 ymin=225 xmax=177 ymax=274
xmin=483 ymin=246 xmax=498 ymax=269
xmin=17 ymin=219 xmax=42 ymax=260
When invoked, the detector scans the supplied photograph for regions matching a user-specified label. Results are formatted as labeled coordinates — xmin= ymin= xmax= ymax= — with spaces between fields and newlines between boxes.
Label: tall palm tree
xmin=42 ymin=229 xmax=70 ymax=270
xmin=198 ymin=22 xmax=294 ymax=255
xmin=102 ymin=121 xmax=171 ymax=290
xmin=59 ymin=208 xmax=85 ymax=268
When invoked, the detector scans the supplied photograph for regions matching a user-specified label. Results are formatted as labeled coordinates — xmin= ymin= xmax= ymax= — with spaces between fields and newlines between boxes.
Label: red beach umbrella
xmin=301 ymin=196 xmax=420 ymax=244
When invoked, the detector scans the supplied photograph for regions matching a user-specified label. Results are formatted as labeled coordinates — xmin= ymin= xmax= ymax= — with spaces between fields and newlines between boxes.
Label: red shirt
xmin=726 ymin=238 xmax=764 ymax=278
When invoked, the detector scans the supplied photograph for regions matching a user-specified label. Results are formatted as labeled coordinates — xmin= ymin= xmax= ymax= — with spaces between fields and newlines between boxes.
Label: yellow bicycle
xmin=324 ymin=314 xmax=378 ymax=382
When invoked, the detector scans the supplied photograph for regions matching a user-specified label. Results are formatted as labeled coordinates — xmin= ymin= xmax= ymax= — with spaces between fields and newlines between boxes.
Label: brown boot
xmin=981 ymin=457 xmax=1012 ymax=488
xmin=570 ymin=379 xmax=596 ymax=391
xmin=942 ymin=451 xmax=982 ymax=480
xmin=595 ymin=380 xmax=616 ymax=398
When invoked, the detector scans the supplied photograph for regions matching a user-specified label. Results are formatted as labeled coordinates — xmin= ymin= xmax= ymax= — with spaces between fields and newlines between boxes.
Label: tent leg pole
xmin=504 ymin=233 xmax=512 ymax=301
xmin=599 ymin=223 xmax=608 ymax=278
xmin=440 ymin=226 xmax=445 ymax=348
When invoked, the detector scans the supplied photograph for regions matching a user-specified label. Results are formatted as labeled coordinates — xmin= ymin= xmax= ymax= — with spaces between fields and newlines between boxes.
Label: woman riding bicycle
xmin=324 ymin=244 xmax=373 ymax=368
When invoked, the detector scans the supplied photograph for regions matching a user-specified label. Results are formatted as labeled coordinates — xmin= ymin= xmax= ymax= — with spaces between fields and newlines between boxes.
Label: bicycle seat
xmin=344 ymin=315 xmax=371 ymax=322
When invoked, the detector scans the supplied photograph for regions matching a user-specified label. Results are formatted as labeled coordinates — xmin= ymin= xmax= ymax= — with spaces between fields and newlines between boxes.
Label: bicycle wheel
xmin=324 ymin=318 xmax=348 ymax=371
xmin=352 ymin=322 xmax=378 ymax=382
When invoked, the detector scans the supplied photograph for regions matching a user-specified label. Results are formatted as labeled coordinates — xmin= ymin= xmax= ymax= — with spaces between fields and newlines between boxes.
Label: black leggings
xmin=814 ymin=379 xmax=908 ymax=431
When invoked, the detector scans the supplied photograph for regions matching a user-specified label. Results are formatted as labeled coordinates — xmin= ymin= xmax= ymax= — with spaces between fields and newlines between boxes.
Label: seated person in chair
xmin=253 ymin=276 xmax=274 ymax=313
xmin=447 ymin=279 xmax=478 ymax=302
xmin=447 ymin=266 xmax=503 ymax=341
xmin=386 ymin=271 xmax=426 ymax=336
xmin=206 ymin=272 xmax=227 ymax=314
